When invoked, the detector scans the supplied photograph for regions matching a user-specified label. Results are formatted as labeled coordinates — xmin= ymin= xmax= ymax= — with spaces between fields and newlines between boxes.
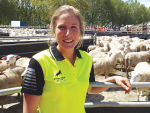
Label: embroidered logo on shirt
xmin=54 ymin=70 xmax=65 ymax=83
xmin=54 ymin=77 xmax=65 ymax=83
xmin=56 ymin=70 xmax=62 ymax=76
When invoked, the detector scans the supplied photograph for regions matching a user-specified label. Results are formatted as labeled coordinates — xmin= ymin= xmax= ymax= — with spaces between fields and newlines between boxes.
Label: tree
xmin=30 ymin=0 xmax=90 ymax=25
xmin=83 ymin=0 xmax=114 ymax=26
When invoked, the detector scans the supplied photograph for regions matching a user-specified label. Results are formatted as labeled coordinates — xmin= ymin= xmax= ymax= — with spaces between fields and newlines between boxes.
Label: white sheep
xmin=130 ymin=62 xmax=150 ymax=101
xmin=115 ymin=47 xmax=130 ymax=72
xmin=145 ymin=43 xmax=150 ymax=51
xmin=0 ymin=66 xmax=25 ymax=111
xmin=87 ymin=45 xmax=98 ymax=52
xmin=125 ymin=51 xmax=150 ymax=78
xmin=130 ymin=42 xmax=146 ymax=52
xmin=16 ymin=57 xmax=30 ymax=67
xmin=93 ymin=51 xmax=123 ymax=78
xmin=0 ymin=54 xmax=20 ymax=72
xmin=16 ymin=57 xmax=31 ymax=78
xmin=129 ymin=44 xmax=137 ymax=52
xmin=94 ymin=43 xmax=109 ymax=52
xmin=109 ymin=43 xmax=124 ymax=51
xmin=1 ymin=54 xmax=20 ymax=66
xmin=88 ymin=50 xmax=109 ymax=58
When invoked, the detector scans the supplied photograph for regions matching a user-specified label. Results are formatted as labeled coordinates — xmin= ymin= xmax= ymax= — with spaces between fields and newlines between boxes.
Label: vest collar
xmin=49 ymin=44 xmax=82 ymax=61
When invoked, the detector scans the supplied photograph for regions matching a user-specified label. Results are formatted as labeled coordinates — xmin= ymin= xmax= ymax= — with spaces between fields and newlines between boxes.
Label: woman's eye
xmin=71 ymin=26 xmax=77 ymax=28
xmin=59 ymin=26 xmax=65 ymax=29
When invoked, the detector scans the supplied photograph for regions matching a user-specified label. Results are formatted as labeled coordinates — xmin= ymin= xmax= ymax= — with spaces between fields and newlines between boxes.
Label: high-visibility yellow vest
xmin=33 ymin=47 xmax=93 ymax=113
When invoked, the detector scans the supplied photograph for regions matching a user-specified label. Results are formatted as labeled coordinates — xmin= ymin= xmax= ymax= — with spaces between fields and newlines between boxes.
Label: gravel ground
xmin=0 ymin=66 xmax=149 ymax=113
xmin=0 ymin=93 xmax=23 ymax=113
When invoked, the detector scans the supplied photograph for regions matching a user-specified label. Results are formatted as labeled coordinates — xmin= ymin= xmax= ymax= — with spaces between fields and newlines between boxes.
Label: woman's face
xmin=54 ymin=12 xmax=80 ymax=52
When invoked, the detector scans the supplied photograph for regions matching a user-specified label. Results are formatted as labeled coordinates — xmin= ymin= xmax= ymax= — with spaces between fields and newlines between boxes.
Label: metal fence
xmin=0 ymin=82 xmax=150 ymax=108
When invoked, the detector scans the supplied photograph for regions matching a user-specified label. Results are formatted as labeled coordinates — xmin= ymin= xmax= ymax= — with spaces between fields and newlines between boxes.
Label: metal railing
xmin=0 ymin=36 xmax=48 ymax=40
xmin=0 ymin=41 xmax=48 ymax=47
xmin=85 ymin=30 xmax=150 ymax=34
xmin=85 ymin=101 xmax=150 ymax=108
xmin=0 ymin=82 xmax=150 ymax=108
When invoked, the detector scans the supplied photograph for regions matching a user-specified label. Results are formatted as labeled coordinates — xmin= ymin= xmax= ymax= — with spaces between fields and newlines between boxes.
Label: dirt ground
xmin=0 ymin=93 xmax=23 ymax=113
xmin=0 ymin=66 xmax=149 ymax=113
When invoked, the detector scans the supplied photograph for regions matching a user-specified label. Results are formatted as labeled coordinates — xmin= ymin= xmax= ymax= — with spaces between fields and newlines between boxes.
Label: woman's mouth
xmin=63 ymin=40 xmax=73 ymax=43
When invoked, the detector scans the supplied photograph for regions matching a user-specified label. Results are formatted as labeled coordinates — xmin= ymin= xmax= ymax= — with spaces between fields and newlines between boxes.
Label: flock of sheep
xmin=0 ymin=34 xmax=150 ymax=111
xmin=0 ymin=55 xmax=30 ymax=111
xmin=87 ymin=35 xmax=150 ymax=101
xmin=0 ymin=27 xmax=49 ymax=37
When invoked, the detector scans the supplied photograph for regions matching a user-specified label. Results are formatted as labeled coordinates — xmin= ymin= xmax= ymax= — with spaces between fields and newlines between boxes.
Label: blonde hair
xmin=49 ymin=5 xmax=85 ymax=49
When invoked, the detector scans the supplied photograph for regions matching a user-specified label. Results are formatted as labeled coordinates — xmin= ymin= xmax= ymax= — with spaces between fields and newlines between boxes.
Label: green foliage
xmin=30 ymin=0 xmax=90 ymax=25
xmin=0 ymin=0 xmax=150 ymax=26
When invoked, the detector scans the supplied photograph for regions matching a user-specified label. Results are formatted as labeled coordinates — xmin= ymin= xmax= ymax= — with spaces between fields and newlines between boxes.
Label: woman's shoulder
xmin=79 ymin=49 xmax=92 ymax=58
xmin=33 ymin=49 xmax=50 ymax=60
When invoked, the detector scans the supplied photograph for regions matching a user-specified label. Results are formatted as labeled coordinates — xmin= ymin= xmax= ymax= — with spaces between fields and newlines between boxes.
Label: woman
xmin=21 ymin=5 xmax=132 ymax=113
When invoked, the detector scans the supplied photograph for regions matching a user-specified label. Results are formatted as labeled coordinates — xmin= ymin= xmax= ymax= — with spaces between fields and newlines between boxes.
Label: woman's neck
xmin=57 ymin=46 xmax=76 ymax=65
xmin=65 ymin=51 xmax=76 ymax=66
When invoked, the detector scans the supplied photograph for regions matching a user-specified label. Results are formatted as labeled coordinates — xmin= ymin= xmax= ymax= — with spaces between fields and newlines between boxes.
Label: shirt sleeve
xmin=21 ymin=58 xmax=45 ymax=95
xmin=89 ymin=65 xmax=95 ymax=82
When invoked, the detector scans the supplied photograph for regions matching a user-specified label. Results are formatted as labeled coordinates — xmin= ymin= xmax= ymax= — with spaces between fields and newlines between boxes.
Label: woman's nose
xmin=66 ymin=29 xmax=72 ymax=36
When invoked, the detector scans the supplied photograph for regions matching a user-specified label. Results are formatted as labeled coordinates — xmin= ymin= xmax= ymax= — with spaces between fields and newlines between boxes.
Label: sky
xmin=123 ymin=0 xmax=150 ymax=8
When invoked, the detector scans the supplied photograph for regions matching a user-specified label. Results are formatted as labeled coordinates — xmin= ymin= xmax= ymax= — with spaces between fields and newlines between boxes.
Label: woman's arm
xmin=23 ymin=94 xmax=41 ymax=113
xmin=87 ymin=76 xmax=132 ymax=94
xmin=21 ymin=58 xmax=45 ymax=113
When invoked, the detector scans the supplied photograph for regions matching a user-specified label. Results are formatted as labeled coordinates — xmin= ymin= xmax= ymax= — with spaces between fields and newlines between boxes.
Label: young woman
xmin=21 ymin=5 xmax=132 ymax=113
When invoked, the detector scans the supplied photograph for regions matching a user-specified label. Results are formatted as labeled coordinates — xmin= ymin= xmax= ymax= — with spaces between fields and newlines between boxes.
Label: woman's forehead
xmin=56 ymin=13 xmax=79 ymax=25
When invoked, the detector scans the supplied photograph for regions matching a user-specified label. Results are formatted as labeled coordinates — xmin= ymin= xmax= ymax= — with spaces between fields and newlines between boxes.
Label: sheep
xmin=0 ymin=60 xmax=9 ymax=72
xmin=130 ymin=62 xmax=150 ymax=101
xmin=109 ymin=43 xmax=124 ymax=51
xmin=145 ymin=43 xmax=150 ymax=51
xmin=92 ymin=51 xmax=123 ymax=78
xmin=0 ymin=66 xmax=25 ymax=111
xmin=2 ymin=54 xmax=20 ymax=66
xmin=0 ymin=66 xmax=25 ymax=89
xmin=130 ymin=42 xmax=146 ymax=52
xmin=131 ymin=37 xmax=140 ymax=42
xmin=87 ymin=45 xmax=98 ymax=52
xmin=94 ymin=43 xmax=110 ymax=52
xmin=129 ymin=44 xmax=137 ymax=52
xmin=16 ymin=57 xmax=30 ymax=67
xmin=88 ymin=50 xmax=108 ymax=59
xmin=16 ymin=57 xmax=31 ymax=78
xmin=96 ymin=36 xmax=112 ymax=43
xmin=125 ymin=51 xmax=150 ymax=78
xmin=115 ymin=47 xmax=130 ymax=72
xmin=0 ymin=54 xmax=20 ymax=72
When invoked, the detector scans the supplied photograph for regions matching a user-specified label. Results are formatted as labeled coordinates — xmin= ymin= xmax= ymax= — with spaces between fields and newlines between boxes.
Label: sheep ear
xmin=1 ymin=57 xmax=7 ymax=60
xmin=129 ymin=71 xmax=133 ymax=76
xmin=15 ymin=55 xmax=20 ymax=58
xmin=0 ymin=61 xmax=2 ymax=64
xmin=108 ymin=52 xmax=112 ymax=57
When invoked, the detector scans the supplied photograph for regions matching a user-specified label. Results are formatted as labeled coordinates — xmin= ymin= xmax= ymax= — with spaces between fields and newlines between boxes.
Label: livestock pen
xmin=1 ymin=31 xmax=150 ymax=113
xmin=0 ymin=34 xmax=94 ymax=58
xmin=0 ymin=82 xmax=150 ymax=113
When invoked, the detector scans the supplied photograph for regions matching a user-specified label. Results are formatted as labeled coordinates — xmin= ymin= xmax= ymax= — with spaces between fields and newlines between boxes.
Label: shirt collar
xmin=49 ymin=44 xmax=82 ymax=61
